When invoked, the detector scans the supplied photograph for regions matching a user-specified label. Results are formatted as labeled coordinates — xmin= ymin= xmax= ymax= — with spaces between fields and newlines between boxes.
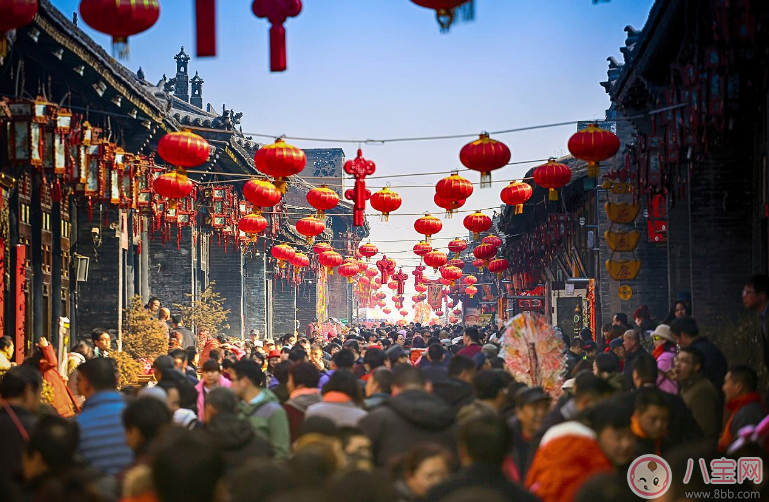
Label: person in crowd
xmin=631 ymin=388 xmax=670 ymax=456
xmin=633 ymin=305 xmax=656 ymax=332
xmin=650 ymin=324 xmax=678 ymax=394
xmin=508 ymin=386 xmax=550 ymax=482
xmin=662 ymin=299 xmax=692 ymax=325
xmin=361 ymin=347 xmax=387 ymax=382
xmin=157 ymin=379 xmax=200 ymax=429
xmin=743 ymin=274 xmax=769 ymax=380
xmin=608 ymin=337 xmax=625 ymax=368
xmin=670 ymin=316 xmax=728 ymax=392
xmin=565 ymin=338 xmax=584 ymax=377
xmin=612 ymin=313 xmax=630 ymax=329
xmin=600 ymin=323 xmax=613 ymax=347
xmin=457 ymin=370 xmax=508 ymax=424
xmin=26 ymin=337 xmax=79 ymax=417
xmin=456 ymin=327 xmax=483 ymax=358
xmin=386 ymin=344 xmax=410 ymax=368
xmin=719 ymin=365 xmax=766 ymax=450
xmin=76 ymin=357 xmax=133 ymax=476
xmin=270 ymin=361 xmax=292 ymax=403
xmin=195 ymin=359 xmax=231 ymax=421
xmin=284 ymin=362 xmax=322 ymax=442
xmin=675 ymin=346 xmax=721 ymax=443
xmin=338 ymin=426 xmax=374 ymax=470
xmin=91 ymin=328 xmax=111 ymax=358
xmin=622 ymin=329 xmax=647 ymax=388
xmin=432 ymin=355 xmax=476 ymax=414
xmin=305 ymin=369 xmax=368 ymax=428
xmin=158 ymin=306 xmax=172 ymax=325
xmin=0 ymin=337 xmax=14 ymax=371
xmin=121 ymin=395 xmax=172 ymax=497
xmin=171 ymin=314 xmax=195 ymax=349
xmin=170 ymin=348 xmax=198 ymax=384
xmin=425 ymin=415 xmax=538 ymax=502
xmin=593 ymin=352 xmax=625 ymax=392
xmin=0 ymin=366 xmax=41 ymax=493
xmin=392 ymin=444 xmax=454 ymax=502
xmin=310 ymin=343 xmax=329 ymax=372
xmin=365 ymin=367 xmax=393 ymax=410
xmin=146 ymin=297 xmax=161 ymax=314
xmin=422 ymin=344 xmax=449 ymax=384
xmin=361 ymin=364 xmax=457 ymax=466
xmin=231 ymin=359 xmax=290 ymax=460
xmin=318 ymin=348 xmax=355 ymax=390
xmin=582 ymin=341 xmax=596 ymax=362
xmin=229 ymin=460 xmax=292 ymax=502
xmin=169 ymin=330 xmax=184 ymax=350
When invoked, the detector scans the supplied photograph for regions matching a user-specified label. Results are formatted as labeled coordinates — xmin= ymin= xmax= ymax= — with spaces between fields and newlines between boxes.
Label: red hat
xmin=268 ymin=350 xmax=281 ymax=358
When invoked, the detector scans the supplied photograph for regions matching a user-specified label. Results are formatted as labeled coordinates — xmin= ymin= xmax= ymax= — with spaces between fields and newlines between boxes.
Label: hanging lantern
xmin=242 ymin=179 xmax=282 ymax=214
xmin=79 ymin=0 xmax=160 ymax=58
xmin=356 ymin=260 xmax=368 ymax=274
xmin=306 ymin=185 xmax=339 ymax=217
xmin=399 ymin=309 xmax=408 ymax=317
xmin=412 ymin=295 xmax=420 ymax=303
xmin=440 ymin=278 xmax=451 ymax=286
xmin=464 ymin=275 xmax=477 ymax=286
xmin=410 ymin=0 xmax=470 ymax=31
xmin=488 ymin=258 xmax=509 ymax=278
xmin=313 ymin=242 xmax=333 ymax=255
xmin=463 ymin=211 xmax=492 ymax=241
xmin=415 ymin=284 xmax=427 ymax=293
xmin=252 ymin=0 xmax=302 ymax=72
xmin=291 ymin=252 xmax=310 ymax=270
xmin=448 ymin=238 xmax=468 ymax=258
xmin=1 ymin=0 xmax=38 ymax=58
xmin=343 ymin=149 xmax=376 ymax=227
xmin=435 ymin=310 xmax=444 ymax=317
xmin=533 ymin=158 xmax=572 ymax=201
xmin=568 ymin=123 xmax=620 ymax=178
xmin=388 ymin=281 xmax=398 ymax=290
xmin=271 ymin=243 xmax=295 ymax=268
xmin=383 ymin=307 xmax=391 ymax=314
xmin=417 ymin=294 xmax=427 ymax=302
xmin=359 ymin=242 xmax=378 ymax=261
xmin=482 ymin=235 xmax=502 ymax=248
xmin=472 ymin=258 xmax=485 ymax=270
xmin=452 ymin=308 xmax=462 ymax=316
xmin=295 ymin=215 xmax=325 ymax=244
xmin=465 ymin=285 xmax=478 ymax=298
xmin=158 ymin=131 xmax=210 ymax=171
xmin=318 ymin=250 xmax=343 ymax=274
xmin=414 ymin=213 xmax=443 ymax=243
xmin=372 ymin=279 xmax=382 ymax=290
xmin=500 ymin=181 xmax=533 ymax=215
xmin=238 ymin=213 xmax=268 ymax=242
xmin=433 ymin=193 xmax=466 ymax=218
xmin=365 ymin=268 xmax=379 ymax=279
xmin=440 ymin=265 xmax=462 ymax=286
xmin=254 ymin=138 xmax=306 ymax=194
xmin=370 ymin=186 xmax=402 ymax=222
xmin=338 ymin=261 xmax=360 ymax=283
xmin=424 ymin=250 xmax=448 ymax=273
xmin=473 ymin=243 xmax=497 ymax=268
xmin=413 ymin=241 xmax=432 ymax=259
xmin=447 ymin=258 xmax=465 ymax=270
xmin=460 ymin=132 xmax=511 ymax=188
xmin=436 ymin=171 xmax=473 ymax=201
xmin=448 ymin=301 xmax=455 ymax=308
xmin=449 ymin=315 xmax=459 ymax=324
xmin=153 ymin=171 xmax=194 ymax=206
xmin=376 ymin=292 xmax=387 ymax=300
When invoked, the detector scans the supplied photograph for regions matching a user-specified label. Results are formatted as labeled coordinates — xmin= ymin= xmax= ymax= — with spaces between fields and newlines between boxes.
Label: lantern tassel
xmin=195 ymin=0 xmax=217 ymax=57
xmin=587 ymin=162 xmax=599 ymax=178
xmin=515 ymin=204 xmax=523 ymax=215
xmin=548 ymin=188 xmax=558 ymax=201
xmin=380 ymin=213 xmax=390 ymax=222
xmin=480 ymin=173 xmax=492 ymax=189
xmin=112 ymin=38 xmax=130 ymax=60
xmin=269 ymin=23 xmax=288 ymax=72
xmin=272 ymin=178 xmax=287 ymax=194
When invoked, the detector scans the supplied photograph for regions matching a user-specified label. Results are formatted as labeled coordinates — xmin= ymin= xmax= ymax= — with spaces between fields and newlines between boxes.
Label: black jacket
xmin=359 ymin=389 xmax=456 ymax=466
xmin=690 ymin=337 xmax=728 ymax=391
xmin=424 ymin=464 xmax=538 ymax=502
xmin=174 ymin=326 xmax=196 ymax=349
xmin=432 ymin=378 xmax=474 ymax=414
xmin=623 ymin=347 xmax=649 ymax=388
xmin=421 ymin=363 xmax=448 ymax=384
xmin=197 ymin=412 xmax=272 ymax=471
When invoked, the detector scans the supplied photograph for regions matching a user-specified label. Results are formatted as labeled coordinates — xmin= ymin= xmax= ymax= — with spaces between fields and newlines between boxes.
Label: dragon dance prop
xmin=500 ymin=312 xmax=565 ymax=398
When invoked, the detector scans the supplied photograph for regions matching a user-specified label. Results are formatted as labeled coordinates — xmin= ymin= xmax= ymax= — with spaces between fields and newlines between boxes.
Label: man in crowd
xmin=670 ymin=317 xmax=727 ymax=392
xmin=508 ymin=386 xmax=550 ymax=482
xmin=0 ymin=366 xmax=41 ymax=493
xmin=422 ymin=343 xmax=449 ymax=383
xmin=457 ymin=327 xmax=483 ymax=358
xmin=631 ymin=388 xmax=670 ymax=456
xmin=432 ymin=355 xmax=476 ymax=413
xmin=674 ymin=346 xmax=721 ymax=444
xmin=318 ymin=349 xmax=355 ymax=390
xmin=612 ymin=313 xmax=630 ymax=329
xmin=565 ymin=339 xmax=584 ymax=377
xmin=91 ymin=329 xmax=111 ymax=358
xmin=364 ymin=367 xmax=392 ymax=410
xmin=719 ymin=365 xmax=766 ymax=450
xmin=457 ymin=370 xmax=508 ymax=424
xmin=622 ymin=329 xmax=647 ymax=388
xmin=171 ymin=314 xmax=195 ymax=349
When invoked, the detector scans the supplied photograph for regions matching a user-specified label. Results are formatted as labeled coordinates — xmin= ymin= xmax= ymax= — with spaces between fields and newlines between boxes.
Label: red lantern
xmin=412 ymin=295 xmax=420 ymax=303
xmin=271 ymin=244 xmax=295 ymax=268
xmin=376 ymin=292 xmax=387 ymax=300
xmin=463 ymin=211 xmax=492 ymax=241
xmin=465 ymin=285 xmax=478 ymax=298
xmin=410 ymin=0 xmax=469 ymax=31
xmin=415 ymin=284 xmax=427 ymax=293
xmin=436 ymin=172 xmax=473 ymax=200
xmin=80 ymin=0 xmax=160 ymax=57
xmin=414 ymin=213 xmax=442 ymax=243
xmin=153 ymin=171 xmax=194 ymax=204
xmin=433 ymin=193 xmax=466 ymax=218
xmin=424 ymin=250 xmax=448 ymax=272
xmin=365 ymin=268 xmax=379 ymax=279
xmin=356 ymin=260 xmax=368 ymax=274
xmin=472 ymin=258 xmax=485 ymax=270
xmin=500 ymin=181 xmax=533 ymax=215
xmin=399 ymin=309 xmax=408 ymax=317
xmin=533 ymin=158 xmax=572 ymax=201
xmin=359 ymin=242 xmax=378 ymax=261
xmin=291 ymin=252 xmax=310 ymax=269
xmin=338 ymin=260 xmax=360 ymax=283
xmin=252 ymin=0 xmax=302 ymax=72
xmin=238 ymin=213 xmax=268 ymax=241
xmin=440 ymin=265 xmax=462 ymax=286
xmin=447 ymin=258 xmax=465 ymax=270
xmin=568 ymin=123 xmax=620 ymax=178
xmin=435 ymin=310 xmax=444 ymax=317
xmin=243 ymin=179 xmax=282 ymax=213
xmin=254 ymin=138 xmax=306 ymax=194
xmin=488 ymin=258 xmax=509 ymax=278
xmin=463 ymin=275 xmax=477 ymax=286
xmin=440 ymin=278 xmax=451 ymax=286
xmin=312 ymin=242 xmax=333 ymax=255
xmin=413 ymin=241 xmax=432 ymax=259
xmin=318 ymin=250 xmax=343 ymax=274
xmin=448 ymin=238 xmax=468 ymax=258
xmin=388 ymin=281 xmax=399 ymax=290
xmin=370 ymin=187 xmax=402 ymax=222
xmin=460 ymin=132 xmax=511 ymax=187
xmin=307 ymin=185 xmax=339 ymax=217
xmin=383 ymin=307 xmax=391 ymax=315
xmin=449 ymin=316 xmax=458 ymax=324
xmin=452 ymin=308 xmax=462 ymax=316
xmin=295 ymin=216 xmax=325 ymax=244
xmin=158 ymin=131 xmax=210 ymax=172
xmin=473 ymin=243 xmax=497 ymax=268
xmin=1 ymin=0 xmax=38 ymax=57
xmin=482 ymin=235 xmax=502 ymax=248
xmin=344 ymin=149 xmax=377 ymax=227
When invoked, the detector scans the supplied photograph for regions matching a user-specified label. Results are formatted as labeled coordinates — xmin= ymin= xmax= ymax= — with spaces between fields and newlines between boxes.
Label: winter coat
xmin=197 ymin=412 xmax=272 ymax=469
xmin=76 ymin=391 xmax=133 ymax=476
xmin=456 ymin=399 xmax=498 ymax=425
xmin=421 ymin=363 xmax=448 ymax=384
xmin=238 ymin=389 xmax=291 ymax=460
xmin=719 ymin=392 xmax=766 ymax=451
xmin=364 ymin=393 xmax=390 ymax=411
xmin=432 ymin=378 xmax=474 ymax=414
xmin=680 ymin=373 xmax=721 ymax=443
xmin=173 ymin=326 xmax=195 ymax=349
xmin=284 ymin=390 xmax=322 ymax=442
xmin=655 ymin=347 xmax=678 ymax=395
xmin=690 ymin=337 xmax=728 ymax=392
xmin=39 ymin=344 xmax=79 ymax=417
xmin=359 ymin=388 xmax=457 ymax=466
xmin=425 ymin=463 xmax=539 ymax=502
xmin=195 ymin=376 xmax=231 ymax=421
xmin=623 ymin=347 xmax=648 ymax=389
xmin=304 ymin=393 xmax=368 ymax=428
xmin=0 ymin=404 xmax=37 ymax=484
xmin=456 ymin=344 xmax=482 ymax=359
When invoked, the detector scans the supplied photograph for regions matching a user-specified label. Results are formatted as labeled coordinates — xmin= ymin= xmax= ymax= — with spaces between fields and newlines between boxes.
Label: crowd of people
xmin=1 ymin=279 xmax=769 ymax=502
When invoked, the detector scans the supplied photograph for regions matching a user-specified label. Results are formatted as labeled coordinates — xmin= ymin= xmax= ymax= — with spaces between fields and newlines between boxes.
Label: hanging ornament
xmin=410 ymin=0 xmax=471 ymax=31
xmin=318 ymin=250 xmax=343 ymax=274
xmin=312 ymin=242 xmax=333 ymax=255
xmin=460 ymin=132 xmax=511 ymax=188
xmin=0 ymin=0 xmax=38 ymax=58
xmin=568 ymin=123 xmax=620 ymax=178
xmin=414 ymin=213 xmax=443 ymax=243
xmin=307 ymin=185 xmax=339 ymax=218
xmin=295 ymin=215 xmax=325 ymax=244
xmin=424 ymin=250 xmax=448 ymax=273
xmin=440 ymin=278 xmax=451 ymax=286
xmin=435 ymin=310 xmax=445 ymax=317
xmin=463 ymin=211 xmax=491 ymax=241
xmin=440 ymin=265 xmax=462 ymax=286
xmin=465 ymin=285 xmax=478 ymax=298
xmin=291 ymin=252 xmax=310 ymax=270
xmin=488 ymin=258 xmax=509 ymax=278
xmin=448 ymin=238 xmax=468 ymax=258
xmin=436 ymin=171 xmax=474 ymax=200
xmin=359 ymin=242 xmax=378 ymax=261
xmin=399 ymin=309 xmax=409 ymax=318
xmin=79 ymin=0 xmax=160 ymax=58
xmin=271 ymin=243 xmax=295 ymax=268
xmin=393 ymin=268 xmax=409 ymax=295
xmin=376 ymin=292 xmax=387 ymax=301
xmin=154 ymin=131 xmax=209 ymax=205
xmin=242 ymin=179 xmax=282 ymax=214
xmin=376 ymin=255 xmax=396 ymax=284
xmin=433 ymin=193 xmax=466 ymax=218
xmin=252 ymin=0 xmax=302 ymax=72
xmin=500 ymin=181 xmax=533 ymax=215
xmin=343 ymin=149 xmax=376 ymax=227
xmin=153 ymin=171 xmax=194 ymax=208
xmin=415 ymin=284 xmax=427 ymax=293
xmin=447 ymin=258 xmax=465 ymax=270
xmin=254 ymin=138 xmax=306 ymax=194
xmin=412 ymin=295 xmax=421 ymax=303
xmin=338 ymin=260 xmax=360 ymax=283
xmin=482 ymin=235 xmax=502 ymax=248
xmin=195 ymin=0 xmax=216 ymax=56
xmin=472 ymin=258 xmax=485 ymax=270
xmin=412 ymin=265 xmax=426 ymax=285
xmin=370 ymin=186 xmax=402 ymax=222
xmin=238 ymin=213 xmax=268 ymax=242
xmin=413 ymin=241 xmax=432 ymax=260
xmin=533 ymin=158 xmax=572 ymax=201
xmin=365 ymin=267 xmax=379 ymax=279
xmin=473 ymin=243 xmax=497 ymax=269
xmin=388 ymin=281 xmax=399 ymax=291
xmin=449 ymin=315 xmax=459 ymax=324
xmin=464 ymin=275 xmax=478 ymax=286
xmin=383 ymin=307 xmax=392 ymax=315
xmin=453 ymin=308 xmax=462 ymax=316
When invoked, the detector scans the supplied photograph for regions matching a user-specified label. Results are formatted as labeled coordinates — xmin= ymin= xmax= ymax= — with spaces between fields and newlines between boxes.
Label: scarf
xmin=322 ymin=391 xmax=353 ymax=403
xmin=652 ymin=344 xmax=666 ymax=360
xmin=631 ymin=415 xmax=662 ymax=457
xmin=289 ymin=387 xmax=320 ymax=400
xmin=719 ymin=392 xmax=764 ymax=451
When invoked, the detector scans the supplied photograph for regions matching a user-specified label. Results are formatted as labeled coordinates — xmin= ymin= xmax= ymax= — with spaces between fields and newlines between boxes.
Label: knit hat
xmin=609 ymin=338 xmax=624 ymax=350
xmin=481 ymin=343 xmax=499 ymax=357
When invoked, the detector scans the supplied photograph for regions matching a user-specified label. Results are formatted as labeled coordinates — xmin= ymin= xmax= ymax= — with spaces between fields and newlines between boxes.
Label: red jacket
xmin=39 ymin=344 xmax=79 ymax=418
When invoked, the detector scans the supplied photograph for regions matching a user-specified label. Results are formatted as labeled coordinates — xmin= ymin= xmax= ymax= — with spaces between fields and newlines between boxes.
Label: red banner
xmin=428 ymin=284 xmax=442 ymax=310
xmin=15 ymin=244 xmax=25 ymax=363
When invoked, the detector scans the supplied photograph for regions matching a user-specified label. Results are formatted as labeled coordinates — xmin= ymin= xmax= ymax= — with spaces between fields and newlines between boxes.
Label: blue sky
xmin=51 ymin=0 xmax=653 ymax=292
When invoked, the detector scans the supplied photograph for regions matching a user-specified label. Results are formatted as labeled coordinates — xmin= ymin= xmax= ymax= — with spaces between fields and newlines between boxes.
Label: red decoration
xmin=488 ymin=257 xmax=509 ymax=278
xmin=291 ymin=252 xmax=310 ymax=269
xmin=463 ymin=211 xmax=492 ymax=241
xmin=14 ymin=244 xmax=25 ymax=364
xmin=447 ymin=258 xmax=465 ymax=270
xmin=359 ymin=242 xmax=378 ymax=261
xmin=153 ymin=171 xmax=194 ymax=204
xmin=393 ymin=268 xmax=409 ymax=295
xmin=370 ymin=187 xmax=402 ymax=222
xmin=376 ymin=255 xmax=396 ymax=284
xmin=307 ymin=185 xmax=339 ymax=217
xmin=413 ymin=241 xmax=432 ymax=259
xmin=383 ymin=307 xmax=392 ymax=315
xmin=424 ymin=250 xmax=448 ymax=272
xmin=436 ymin=172 xmax=473 ymax=200
xmin=410 ymin=0 xmax=469 ymax=31
xmin=465 ymin=285 xmax=478 ymax=298
xmin=463 ymin=275 xmax=478 ymax=286
xmin=435 ymin=310 xmax=445 ymax=317
xmin=338 ymin=260 xmax=360 ymax=283
xmin=412 ymin=265 xmax=426 ymax=285
xmin=254 ymin=138 xmax=306 ymax=194
xmin=399 ymin=309 xmax=409 ymax=317
xmin=365 ymin=268 xmax=379 ymax=279
xmin=80 ymin=0 xmax=160 ymax=58
xmin=533 ymin=158 xmax=572 ymax=201
xmin=376 ymin=292 xmax=387 ymax=300
xmin=295 ymin=216 xmax=325 ymax=244
xmin=238 ymin=213 xmax=268 ymax=241
xmin=482 ymin=235 xmax=502 ymax=248
xmin=472 ymin=258 xmax=484 ymax=270
xmin=453 ymin=308 xmax=462 ymax=316
xmin=449 ymin=315 xmax=458 ymax=324
xmin=0 ymin=0 xmax=38 ymax=57
xmin=271 ymin=243 xmax=295 ymax=268
xmin=158 ymin=131 xmax=210 ymax=172
xmin=195 ymin=0 xmax=216 ymax=56
xmin=414 ymin=213 xmax=443 ymax=243
xmin=343 ymin=149 xmax=376 ymax=227
xmin=415 ymin=284 xmax=427 ymax=293
xmin=433 ymin=193 xmax=466 ymax=218
xmin=242 ymin=179 xmax=282 ymax=214
xmin=440 ymin=265 xmax=462 ymax=286
xmin=448 ymin=238 xmax=468 ymax=258
xmin=460 ymin=132 xmax=511 ymax=187
xmin=388 ymin=281 xmax=398 ymax=290
xmin=319 ymin=250 xmax=343 ymax=274
xmin=312 ymin=242 xmax=333 ymax=255
xmin=500 ymin=181 xmax=532 ymax=215
xmin=252 ymin=0 xmax=302 ymax=72
xmin=473 ymin=243 xmax=497 ymax=269
xmin=568 ymin=123 xmax=620 ymax=178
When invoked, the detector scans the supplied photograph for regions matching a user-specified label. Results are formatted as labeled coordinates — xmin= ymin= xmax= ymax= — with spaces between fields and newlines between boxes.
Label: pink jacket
xmin=655 ymin=349 xmax=678 ymax=395
xmin=195 ymin=375 xmax=231 ymax=420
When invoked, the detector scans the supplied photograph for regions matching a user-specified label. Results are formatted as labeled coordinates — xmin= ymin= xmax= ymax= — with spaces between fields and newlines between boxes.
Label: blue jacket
xmin=76 ymin=391 xmax=133 ymax=475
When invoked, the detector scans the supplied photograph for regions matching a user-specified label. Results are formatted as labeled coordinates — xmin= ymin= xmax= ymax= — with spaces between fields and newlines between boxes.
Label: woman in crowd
xmin=393 ymin=444 xmax=454 ymax=502
xmin=304 ymin=369 xmax=367 ymax=428
xmin=651 ymin=324 xmax=678 ymax=394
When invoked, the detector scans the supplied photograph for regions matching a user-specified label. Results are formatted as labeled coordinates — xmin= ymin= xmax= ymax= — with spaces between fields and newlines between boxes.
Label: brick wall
xmin=271 ymin=276 xmax=297 ymax=336
xmin=296 ymin=278 xmax=317 ymax=334
xmin=243 ymin=251 xmax=267 ymax=338
xmin=148 ymin=228 xmax=194 ymax=310
xmin=208 ymin=241 xmax=243 ymax=337
xmin=327 ymin=272 xmax=349 ymax=320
